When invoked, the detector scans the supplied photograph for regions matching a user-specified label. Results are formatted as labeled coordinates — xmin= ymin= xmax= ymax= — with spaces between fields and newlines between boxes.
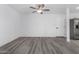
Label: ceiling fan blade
xmin=30 ymin=6 xmax=36 ymax=9
xmin=32 ymin=11 xmax=37 ymax=13
xmin=36 ymin=4 xmax=41 ymax=9
xmin=36 ymin=4 xmax=45 ymax=9
xmin=41 ymin=4 xmax=45 ymax=8
xmin=43 ymin=9 xmax=50 ymax=11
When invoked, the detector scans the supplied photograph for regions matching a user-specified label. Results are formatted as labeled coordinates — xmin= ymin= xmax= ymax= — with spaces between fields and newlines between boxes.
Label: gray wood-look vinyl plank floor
xmin=0 ymin=37 xmax=79 ymax=54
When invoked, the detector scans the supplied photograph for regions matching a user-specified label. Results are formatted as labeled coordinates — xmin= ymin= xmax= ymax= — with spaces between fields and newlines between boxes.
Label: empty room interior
xmin=0 ymin=4 xmax=79 ymax=54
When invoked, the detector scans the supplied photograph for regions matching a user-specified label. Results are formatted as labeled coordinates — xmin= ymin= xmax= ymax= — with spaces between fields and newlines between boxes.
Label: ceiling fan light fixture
xmin=37 ymin=9 xmax=42 ymax=13
xmin=37 ymin=10 xmax=42 ymax=13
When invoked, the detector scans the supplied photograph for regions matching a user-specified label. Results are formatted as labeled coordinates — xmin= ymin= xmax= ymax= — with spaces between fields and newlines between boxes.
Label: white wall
xmin=70 ymin=13 xmax=79 ymax=18
xmin=0 ymin=5 xmax=22 ymax=47
xmin=21 ymin=14 xmax=66 ymax=37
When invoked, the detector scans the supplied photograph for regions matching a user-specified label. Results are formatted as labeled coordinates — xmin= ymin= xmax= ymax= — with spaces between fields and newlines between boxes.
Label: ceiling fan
xmin=30 ymin=4 xmax=50 ymax=14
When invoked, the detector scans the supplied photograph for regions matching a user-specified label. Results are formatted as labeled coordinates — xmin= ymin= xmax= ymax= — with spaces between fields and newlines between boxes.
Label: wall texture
xmin=0 ymin=5 xmax=22 ymax=47
xmin=70 ymin=13 xmax=79 ymax=18
xmin=21 ymin=14 xmax=66 ymax=37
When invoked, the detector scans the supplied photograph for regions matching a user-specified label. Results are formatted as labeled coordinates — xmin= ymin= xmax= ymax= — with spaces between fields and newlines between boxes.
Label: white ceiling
xmin=8 ymin=4 xmax=79 ymax=14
